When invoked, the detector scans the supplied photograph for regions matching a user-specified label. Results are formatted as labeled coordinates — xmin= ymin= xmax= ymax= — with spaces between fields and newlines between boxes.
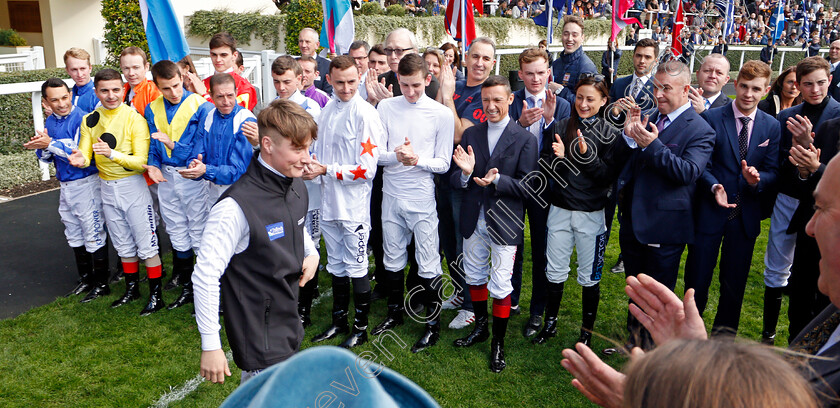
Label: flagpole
xmin=461 ymin=0 xmax=467 ymax=75
xmin=546 ymin=0 xmax=554 ymax=46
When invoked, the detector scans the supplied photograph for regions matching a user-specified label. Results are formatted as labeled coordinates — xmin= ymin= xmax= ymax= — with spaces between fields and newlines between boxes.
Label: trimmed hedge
xmin=0 ymin=67 xmax=107 ymax=155
xmin=0 ymin=153 xmax=51 ymax=190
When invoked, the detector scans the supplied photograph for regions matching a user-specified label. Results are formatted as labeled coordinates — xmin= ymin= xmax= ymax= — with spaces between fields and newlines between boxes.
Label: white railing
xmin=0 ymin=78 xmax=74 ymax=180
xmin=0 ymin=46 xmax=45 ymax=73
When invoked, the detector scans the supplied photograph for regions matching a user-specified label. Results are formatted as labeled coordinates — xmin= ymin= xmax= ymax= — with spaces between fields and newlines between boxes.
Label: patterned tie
xmin=631 ymin=78 xmax=641 ymax=98
xmin=729 ymin=116 xmax=752 ymax=221
xmin=704 ymin=98 xmax=711 ymax=110
xmin=791 ymin=311 xmax=840 ymax=355
xmin=656 ymin=116 xmax=669 ymax=133
xmin=526 ymin=96 xmax=543 ymax=144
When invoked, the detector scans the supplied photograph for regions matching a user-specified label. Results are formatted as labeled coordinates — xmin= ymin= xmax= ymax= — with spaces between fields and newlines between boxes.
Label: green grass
xmin=0 ymin=218 xmax=784 ymax=407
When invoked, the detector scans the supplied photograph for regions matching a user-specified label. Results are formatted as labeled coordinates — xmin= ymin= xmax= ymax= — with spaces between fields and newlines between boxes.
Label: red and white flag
xmin=445 ymin=0 xmax=481 ymax=47
xmin=671 ymin=0 xmax=685 ymax=57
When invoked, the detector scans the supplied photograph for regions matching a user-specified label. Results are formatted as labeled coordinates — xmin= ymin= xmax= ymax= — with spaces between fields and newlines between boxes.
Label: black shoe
xmin=454 ymin=316 xmax=489 ymax=347
xmin=80 ymin=284 xmax=110 ymax=303
xmin=163 ymin=273 xmax=184 ymax=291
xmin=509 ymin=305 xmax=522 ymax=316
xmin=312 ymin=311 xmax=350 ymax=343
xmin=532 ymin=317 xmax=558 ymax=345
xmin=339 ymin=330 xmax=368 ymax=349
xmin=577 ymin=330 xmax=592 ymax=347
xmin=523 ymin=314 xmax=542 ymax=338
xmin=67 ymin=279 xmax=93 ymax=297
xmin=110 ymin=274 xmax=140 ymax=308
xmin=603 ymin=343 xmax=634 ymax=356
xmin=299 ymin=306 xmax=312 ymax=328
xmin=761 ymin=331 xmax=776 ymax=346
xmin=109 ymin=269 xmax=124 ymax=284
xmin=610 ymin=259 xmax=625 ymax=274
xmin=167 ymin=284 xmax=193 ymax=310
xmin=411 ymin=322 xmax=440 ymax=353
xmin=490 ymin=337 xmax=506 ymax=373
xmin=140 ymin=277 xmax=166 ymax=316
xmin=372 ymin=305 xmax=404 ymax=335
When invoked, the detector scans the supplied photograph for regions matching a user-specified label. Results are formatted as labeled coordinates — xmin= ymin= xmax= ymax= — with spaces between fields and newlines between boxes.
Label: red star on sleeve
xmin=350 ymin=165 xmax=367 ymax=180
xmin=360 ymin=137 xmax=377 ymax=157
xmin=336 ymin=171 xmax=343 ymax=180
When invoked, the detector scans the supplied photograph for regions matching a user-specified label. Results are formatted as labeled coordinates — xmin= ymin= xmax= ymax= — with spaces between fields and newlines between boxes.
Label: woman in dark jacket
xmin=533 ymin=73 xmax=631 ymax=347
xmin=758 ymin=66 xmax=802 ymax=116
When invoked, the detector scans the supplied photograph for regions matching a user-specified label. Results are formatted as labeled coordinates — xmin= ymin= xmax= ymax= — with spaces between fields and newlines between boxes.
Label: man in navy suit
xmin=605 ymin=38 xmax=660 ymax=276
xmin=684 ymin=61 xmax=780 ymax=337
xmin=610 ymin=59 xmax=716 ymax=352
xmin=825 ymin=39 xmax=840 ymax=102
xmin=507 ymin=47 xmax=570 ymax=338
xmin=450 ymin=75 xmax=538 ymax=373
xmin=689 ymin=53 xmax=732 ymax=114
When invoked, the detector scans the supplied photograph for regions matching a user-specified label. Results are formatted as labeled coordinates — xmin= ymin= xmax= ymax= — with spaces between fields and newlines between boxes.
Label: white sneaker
xmin=441 ymin=293 xmax=464 ymax=310
xmin=449 ymin=309 xmax=475 ymax=329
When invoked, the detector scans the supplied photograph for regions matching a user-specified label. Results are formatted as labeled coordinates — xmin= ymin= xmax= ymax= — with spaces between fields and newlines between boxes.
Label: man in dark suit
xmin=689 ymin=53 xmax=732 ymax=114
xmin=298 ymin=28 xmax=333 ymax=96
xmin=610 ymin=59 xmax=716 ymax=352
xmin=507 ymin=47 xmax=571 ymax=338
xmin=775 ymin=56 xmax=840 ymax=341
xmin=684 ymin=61 xmax=780 ymax=337
xmin=449 ymin=75 xmax=538 ymax=373
xmin=605 ymin=38 xmax=659 ymax=275
xmin=825 ymin=39 xmax=840 ymax=102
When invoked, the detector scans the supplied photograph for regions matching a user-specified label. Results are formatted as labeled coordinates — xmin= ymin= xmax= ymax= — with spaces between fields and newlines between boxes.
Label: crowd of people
xmin=21 ymin=10 xmax=840 ymax=405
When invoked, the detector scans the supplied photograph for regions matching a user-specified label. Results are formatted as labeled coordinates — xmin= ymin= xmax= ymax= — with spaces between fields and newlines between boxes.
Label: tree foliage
xmin=101 ymin=0 xmax=149 ymax=66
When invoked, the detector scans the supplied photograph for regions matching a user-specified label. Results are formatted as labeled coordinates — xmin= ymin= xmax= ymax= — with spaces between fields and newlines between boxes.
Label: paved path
xmin=0 ymin=189 xmax=169 ymax=320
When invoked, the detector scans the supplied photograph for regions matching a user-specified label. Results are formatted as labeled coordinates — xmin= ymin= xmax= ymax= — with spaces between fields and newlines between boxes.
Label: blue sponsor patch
xmin=266 ymin=222 xmax=285 ymax=241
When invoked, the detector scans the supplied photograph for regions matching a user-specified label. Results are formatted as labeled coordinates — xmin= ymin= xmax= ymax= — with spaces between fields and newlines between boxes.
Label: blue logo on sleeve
xmin=266 ymin=222 xmax=285 ymax=240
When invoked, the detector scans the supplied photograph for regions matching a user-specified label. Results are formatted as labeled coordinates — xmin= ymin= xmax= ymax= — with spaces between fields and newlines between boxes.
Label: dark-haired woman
xmin=757 ymin=66 xmax=802 ymax=116
xmin=534 ymin=74 xmax=630 ymax=347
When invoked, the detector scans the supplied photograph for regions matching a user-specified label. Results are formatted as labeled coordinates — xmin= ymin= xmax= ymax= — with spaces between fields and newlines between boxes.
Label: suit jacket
xmin=450 ymin=120 xmax=539 ymax=246
xmin=696 ymin=106 xmax=780 ymax=238
xmin=828 ymin=59 xmax=840 ymax=102
xmin=508 ymin=88 xmax=572 ymax=150
xmin=792 ymin=304 xmax=840 ymax=407
xmin=776 ymin=98 xmax=840 ymax=198
xmin=608 ymin=74 xmax=657 ymax=125
xmin=617 ymin=107 xmax=716 ymax=245
xmin=786 ymin=115 xmax=840 ymax=233
xmin=708 ymin=93 xmax=732 ymax=110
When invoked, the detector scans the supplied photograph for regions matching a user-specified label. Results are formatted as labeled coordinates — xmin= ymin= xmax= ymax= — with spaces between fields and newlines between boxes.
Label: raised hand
xmin=543 ymin=89 xmax=557 ymax=123
xmin=452 ymin=144 xmax=475 ymax=175
xmin=92 ymin=137 xmax=112 ymax=157
xmin=560 ymin=343 xmax=629 ymax=408
xmin=23 ymin=129 xmax=51 ymax=150
xmin=474 ymin=168 xmax=499 ymax=187
xmin=786 ymin=115 xmax=814 ymax=147
xmin=519 ymin=100 xmax=544 ymax=127
xmin=241 ymin=122 xmax=259 ymax=147
xmin=740 ymin=160 xmax=760 ymax=186
xmin=788 ymin=143 xmax=821 ymax=176
xmin=576 ymin=129 xmax=588 ymax=155
xmin=625 ymin=274 xmax=708 ymax=345
xmin=439 ymin=64 xmax=456 ymax=101
xmin=552 ymin=134 xmax=566 ymax=158
xmin=687 ymin=86 xmax=706 ymax=114
xmin=151 ymin=132 xmax=174 ymax=150
xmin=303 ymin=153 xmax=326 ymax=180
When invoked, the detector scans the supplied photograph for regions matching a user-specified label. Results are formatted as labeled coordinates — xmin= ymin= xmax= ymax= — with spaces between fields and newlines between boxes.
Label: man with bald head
xmin=366 ymin=28 xmax=441 ymax=105
xmin=298 ymin=28 xmax=333 ymax=95
xmin=826 ymin=39 xmax=840 ymax=102
xmin=608 ymin=60 xmax=716 ymax=352
xmin=689 ymin=53 xmax=732 ymax=114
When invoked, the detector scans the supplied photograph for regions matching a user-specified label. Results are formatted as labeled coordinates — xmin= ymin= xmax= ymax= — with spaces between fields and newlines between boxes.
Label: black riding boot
xmin=762 ymin=285 xmax=785 ymax=345
xmin=81 ymin=246 xmax=111 ymax=303
xmin=67 ymin=246 xmax=94 ymax=296
xmin=168 ymin=255 xmax=195 ymax=310
xmin=412 ymin=277 xmax=441 ymax=353
xmin=110 ymin=270 xmax=140 ymax=308
xmin=312 ymin=276 xmax=350 ymax=342
xmin=578 ymin=283 xmax=600 ymax=347
xmin=372 ymin=271 xmax=405 ymax=335
xmin=533 ymin=282 xmax=564 ymax=344
xmin=140 ymin=277 xmax=166 ymax=316
xmin=340 ymin=280 xmax=371 ymax=349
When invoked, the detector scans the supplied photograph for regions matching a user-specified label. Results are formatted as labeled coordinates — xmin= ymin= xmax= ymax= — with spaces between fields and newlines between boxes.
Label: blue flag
xmin=139 ymin=0 xmax=190 ymax=64
xmin=801 ymin=0 xmax=810 ymax=38
xmin=715 ymin=0 xmax=736 ymax=39
xmin=773 ymin=0 xmax=787 ymax=41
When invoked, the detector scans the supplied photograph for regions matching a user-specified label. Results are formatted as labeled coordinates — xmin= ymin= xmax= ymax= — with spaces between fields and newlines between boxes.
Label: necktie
xmin=704 ymin=98 xmax=711 ymax=110
xmin=729 ymin=116 xmax=752 ymax=221
xmin=791 ymin=311 xmax=840 ymax=355
xmin=631 ymin=78 xmax=641 ymax=98
xmin=526 ymin=96 xmax=543 ymax=143
xmin=656 ymin=116 xmax=669 ymax=133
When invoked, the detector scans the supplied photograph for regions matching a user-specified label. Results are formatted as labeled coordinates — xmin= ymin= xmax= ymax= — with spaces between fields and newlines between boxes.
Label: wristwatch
xmin=554 ymin=85 xmax=564 ymax=96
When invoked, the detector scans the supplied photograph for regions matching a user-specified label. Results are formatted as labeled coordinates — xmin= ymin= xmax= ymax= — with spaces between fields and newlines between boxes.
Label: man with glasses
xmin=826 ymin=39 xmax=840 ymax=102
xmin=366 ymin=28 xmax=441 ymax=105
xmin=348 ymin=40 xmax=371 ymax=101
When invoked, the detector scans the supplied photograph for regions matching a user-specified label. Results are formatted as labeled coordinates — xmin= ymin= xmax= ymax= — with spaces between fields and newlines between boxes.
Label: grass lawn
xmin=0 ymin=217 xmax=785 ymax=407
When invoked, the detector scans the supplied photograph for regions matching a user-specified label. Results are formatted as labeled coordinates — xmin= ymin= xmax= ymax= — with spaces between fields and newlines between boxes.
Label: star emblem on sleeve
xmin=349 ymin=165 xmax=367 ymax=180
xmin=360 ymin=137 xmax=377 ymax=157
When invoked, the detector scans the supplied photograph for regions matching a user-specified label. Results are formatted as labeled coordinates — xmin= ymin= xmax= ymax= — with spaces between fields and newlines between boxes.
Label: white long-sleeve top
xmin=288 ymin=90 xmax=323 ymax=212
xmin=377 ymin=94 xmax=454 ymax=200
xmin=193 ymin=155 xmax=318 ymax=352
xmin=313 ymin=93 xmax=385 ymax=224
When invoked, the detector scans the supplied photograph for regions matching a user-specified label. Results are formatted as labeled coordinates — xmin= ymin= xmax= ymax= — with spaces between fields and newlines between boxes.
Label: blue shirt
xmin=37 ymin=107 xmax=98 ymax=182
xmin=145 ymin=90 xmax=214 ymax=168
xmin=72 ymin=81 xmax=99 ymax=114
xmin=191 ymin=104 xmax=256 ymax=186
xmin=453 ymin=80 xmax=485 ymax=125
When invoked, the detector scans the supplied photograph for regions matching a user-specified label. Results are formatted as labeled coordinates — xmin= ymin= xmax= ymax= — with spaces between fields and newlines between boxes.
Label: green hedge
xmin=187 ymin=9 xmax=285 ymax=50
xmin=0 ymin=28 xmax=27 ymax=46
xmin=101 ymin=0 xmax=149 ymax=67
xmin=0 ymin=153 xmax=53 ymax=190
xmin=0 ymin=68 xmax=107 ymax=155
